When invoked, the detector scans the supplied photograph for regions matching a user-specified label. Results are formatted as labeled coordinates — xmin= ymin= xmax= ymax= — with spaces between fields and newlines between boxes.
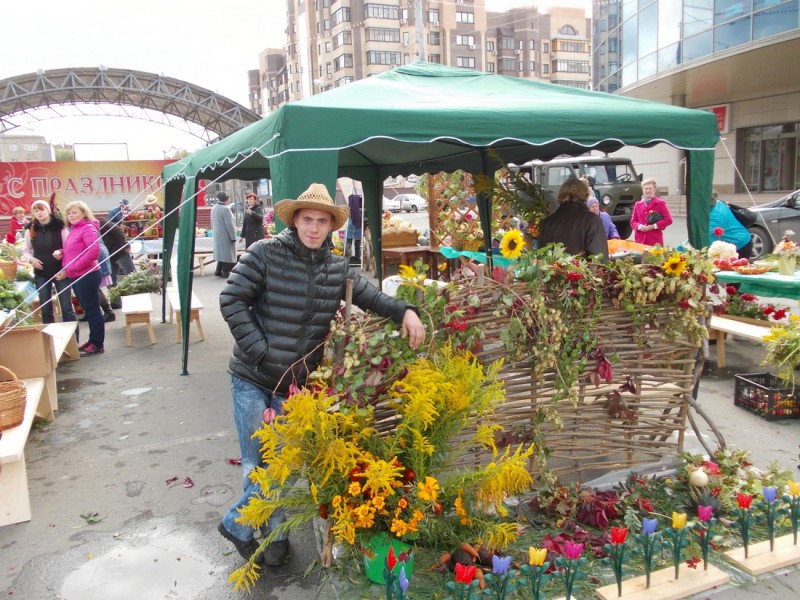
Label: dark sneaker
xmin=80 ymin=343 xmax=104 ymax=356
xmin=261 ymin=539 xmax=289 ymax=566
xmin=218 ymin=522 xmax=263 ymax=564
xmin=104 ymin=312 xmax=116 ymax=322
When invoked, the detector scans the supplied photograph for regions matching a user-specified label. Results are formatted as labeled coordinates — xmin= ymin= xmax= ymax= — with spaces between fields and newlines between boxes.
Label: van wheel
xmin=616 ymin=223 xmax=632 ymax=240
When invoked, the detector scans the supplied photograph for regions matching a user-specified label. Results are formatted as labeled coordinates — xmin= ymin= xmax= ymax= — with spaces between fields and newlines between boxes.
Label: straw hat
xmin=274 ymin=183 xmax=349 ymax=230
xmin=144 ymin=194 xmax=159 ymax=206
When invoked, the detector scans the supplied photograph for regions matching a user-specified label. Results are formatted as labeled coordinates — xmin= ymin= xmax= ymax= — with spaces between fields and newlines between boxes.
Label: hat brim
xmin=274 ymin=199 xmax=349 ymax=231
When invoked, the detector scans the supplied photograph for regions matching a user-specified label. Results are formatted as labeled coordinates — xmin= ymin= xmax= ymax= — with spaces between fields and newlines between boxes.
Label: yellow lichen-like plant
xmin=475 ymin=444 xmax=536 ymax=517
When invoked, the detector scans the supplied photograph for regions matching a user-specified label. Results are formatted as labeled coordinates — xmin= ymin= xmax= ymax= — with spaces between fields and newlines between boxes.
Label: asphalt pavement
xmin=2 ymin=217 xmax=799 ymax=599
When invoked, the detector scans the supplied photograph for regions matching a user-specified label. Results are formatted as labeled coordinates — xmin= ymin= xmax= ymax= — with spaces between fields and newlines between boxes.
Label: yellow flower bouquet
xmin=763 ymin=315 xmax=800 ymax=382
xmin=229 ymin=339 xmax=535 ymax=591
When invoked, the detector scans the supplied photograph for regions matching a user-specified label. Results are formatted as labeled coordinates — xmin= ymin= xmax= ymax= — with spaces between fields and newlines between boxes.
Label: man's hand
xmin=401 ymin=309 xmax=425 ymax=349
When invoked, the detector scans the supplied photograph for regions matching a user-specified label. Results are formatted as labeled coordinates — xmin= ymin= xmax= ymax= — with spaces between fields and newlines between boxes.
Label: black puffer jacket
xmin=220 ymin=229 xmax=413 ymax=394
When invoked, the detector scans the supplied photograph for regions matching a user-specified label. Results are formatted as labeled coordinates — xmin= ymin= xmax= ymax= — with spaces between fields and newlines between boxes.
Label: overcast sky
xmin=1 ymin=0 xmax=590 ymax=160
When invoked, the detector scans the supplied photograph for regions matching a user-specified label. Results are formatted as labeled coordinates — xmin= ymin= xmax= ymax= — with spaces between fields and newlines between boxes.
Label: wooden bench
xmin=166 ymin=287 xmax=205 ymax=343
xmin=0 ymin=377 xmax=47 ymax=526
xmin=121 ymin=293 xmax=156 ymax=346
xmin=708 ymin=315 xmax=771 ymax=369
xmin=194 ymin=253 xmax=213 ymax=276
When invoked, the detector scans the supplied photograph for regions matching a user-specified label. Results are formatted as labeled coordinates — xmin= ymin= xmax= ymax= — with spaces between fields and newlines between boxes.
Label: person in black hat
xmin=211 ymin=191 xmax=237 ymax=277
xmin=107 ymin=198 xmax=130 ymax=225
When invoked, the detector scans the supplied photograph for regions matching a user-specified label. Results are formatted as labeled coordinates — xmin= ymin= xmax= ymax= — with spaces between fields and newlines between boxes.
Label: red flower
xmin=740 ymin=293 xmax=757 ymax=302
xmin=433 ymin=502 xmax=443 ymax=515
xmin=403 ymin=468 xmax=416 ymax=483
xmin=725 ymin=285 xmax=738 ymax=295
xmin=610 ymin=526 xmax=628 ymax=545
xmin=702 ymin=461 xmax=720 ymax=475
xmin=763 ymin=306 xmax=775 ymax=315
xmin=737 ymin=493 xmax=753 ymax=509
xmin=773 ymin=308 xmax=788 ymax=320
xmin=567 ymin=271 xmax=584 ymax=282
xmin=714 ymin=227 xmax=724 ymax=236
xmin=319 ymin=503 xmax=329 ymax=519
xmin=678 ymin=299 xmax=691 ymax=310
xmin=638 ymin=498 xmax=654 ymax=512
xmin=387 ymin=546 xmax=397 ymax=572
xmin=455 ymin=562 xmax=476 ymax=584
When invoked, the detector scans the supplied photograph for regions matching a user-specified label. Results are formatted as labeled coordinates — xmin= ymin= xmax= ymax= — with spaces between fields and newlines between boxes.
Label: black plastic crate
xmin=734 ymin=373 xmax=800 ymax=421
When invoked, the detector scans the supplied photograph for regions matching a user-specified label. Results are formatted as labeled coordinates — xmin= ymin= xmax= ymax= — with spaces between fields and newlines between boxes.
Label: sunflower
xmin=499 ymin=229 xmax=524 ymax=260
xmin=662 ymin=253 xmax=687 ymax=276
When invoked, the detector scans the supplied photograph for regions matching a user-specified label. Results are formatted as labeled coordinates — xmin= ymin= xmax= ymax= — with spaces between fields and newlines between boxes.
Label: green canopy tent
xmin=162 ymin=61 xmax=719 ymax=374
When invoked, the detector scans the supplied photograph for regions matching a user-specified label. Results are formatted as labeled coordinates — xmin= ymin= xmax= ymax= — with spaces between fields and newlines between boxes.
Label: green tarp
xmin=162 ymin=61 xmax=719 ymax=373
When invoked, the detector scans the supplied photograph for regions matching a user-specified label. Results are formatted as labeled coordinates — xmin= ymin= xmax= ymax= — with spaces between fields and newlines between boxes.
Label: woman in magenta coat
xmin=55 ymin=201 xmax=105 ymax=356
xmin=630 ymin=178 xmax=673 ymax=246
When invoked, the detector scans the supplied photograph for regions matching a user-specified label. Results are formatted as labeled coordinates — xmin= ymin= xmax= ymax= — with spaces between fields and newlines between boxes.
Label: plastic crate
xmin=734 ymin=373 xmax=800 ymax=421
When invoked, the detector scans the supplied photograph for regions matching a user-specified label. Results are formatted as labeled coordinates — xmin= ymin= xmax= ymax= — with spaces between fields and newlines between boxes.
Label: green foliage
xmin=108 ymin=267 xmax=162 ymax=303
xmin=0 ymin=278 xmax=25 ymax=310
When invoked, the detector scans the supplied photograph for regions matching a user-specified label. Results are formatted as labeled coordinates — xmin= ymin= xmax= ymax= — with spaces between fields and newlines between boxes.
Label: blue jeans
xmin=222 ymin=375 xmax=287 ymax=542
xmin=69 ymin=270 xmax=104 ymax=348
xmin=34 ymin=273 xmax=77 ymax=324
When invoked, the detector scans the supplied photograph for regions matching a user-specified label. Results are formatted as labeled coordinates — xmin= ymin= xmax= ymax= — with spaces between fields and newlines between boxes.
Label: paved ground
xmin=2 ymin=217 xmax=799 ymax=599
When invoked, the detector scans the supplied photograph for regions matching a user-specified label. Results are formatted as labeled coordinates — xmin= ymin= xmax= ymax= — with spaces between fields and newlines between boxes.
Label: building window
xmin=429 ymin=53 xmax=441 ymax=63
xmin=555 ymin=80 xmax=590 ymax=89
xmin=714 ymin=16 xmax=751 ymax=52
xmin=366 ymin=27 xmax=400 ymax=42
xmin=487 ymin=40 xmax=495 ymax=51
xmin=325 ymin=41 xmax=332 ymax=52
xmin=555 ymin=40 xmax=589 ymax=52
xmin=333 ymin=54 xmax=354 ymax=70
xmin=456 ymin=35 xmax=476 ymax=46
xmin=366 ymin=50 xmax=401 ymax=65
xmin=559 ymin=24 xmax=577 ymax=35
xmin=331 ymin=7 xmax=350 ymax=26
xmin=429 ymin=31 xmax=441 ymax=45
xmin=332 ymin=30 xmax=352 ymax=48
xmin=365 ymin=4 xmax=399 ymax=19
xmin=543 ymin=42 xmax=549 ymax=53
xmin=456 ymin=56 xmax=476 ymax=68
xmin=499 ymin=57 xmax=516 ymax=71
xmin=487 ymin=62 xmax=495 ymax=73
xmin=754 ymin=1 xmax=800 ymax=40
xmin=529 ymin=40 xmax=535 ymax=50
xmin=543 ymin=64 xmax=550 ymax=74
xmin=552 ymin=59 xmax=590 ymax=73
xmin=455 ymin=11 xmax=474 ymax=23
xmin=323 ymin=19 xmax=331 ymax=30
xmin=500 ymin=37 xmax=515 ymax=50
xmin=529 ymin=61 xmax=536 ymax=71
xmin=428 ymin=9 xmax=440 ymax=24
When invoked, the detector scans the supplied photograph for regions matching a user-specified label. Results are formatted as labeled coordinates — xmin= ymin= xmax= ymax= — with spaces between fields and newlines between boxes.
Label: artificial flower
xmin=610 ymin=526 xmax=628 ymax=545
xmin=499 ymin=229 xmax=524 ymax=260
xmin=455 ymin=562 xmax=477 ymax=584
xmin=528 ymin=547 xmax=547 ymax=566
xmin=763 ymin=486 xmax=778 ymax=503
xmin=672 ymin=512 xmax=687 ymax=529
xmin=737 ymin=493 xmax=753 ymax=509
xmin=642 ymin=518 xmax=659 ymax=535
xmin=697 ymin=505 xmax=713 ymax=522
xmin=789 ymin=481 xmax=800 ymax=497
xmin=399 ymin=566 xmax=409 ymax=593
xmin=564 ymin=540 xmax=584 ymax=560
xmin=492 ymin=554 xmax=512 ymax=575
xmin=713 ymin=227 xmax=724 ymax=236
xmin=387 ymin=545 xmax=397 ymax=571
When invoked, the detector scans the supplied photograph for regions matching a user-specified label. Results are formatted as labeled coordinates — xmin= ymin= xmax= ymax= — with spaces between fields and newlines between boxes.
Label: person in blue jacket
xmin=709 ymin=192 xmax=753 ymax=259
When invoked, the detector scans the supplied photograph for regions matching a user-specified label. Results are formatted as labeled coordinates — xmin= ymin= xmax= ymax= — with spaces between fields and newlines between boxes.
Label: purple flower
xmin=763 ymin=486 xmax=778 ymax=503
xmin=564 ymin=540 xmax=584 ymax=560
xmin=697 ymin=505 xmax=713 ymax=522
xmin=399 ymin=566 xmax=408 ymax=593
xmin=642 ymin=518 xmax=658 ymax=535
xmin=492 ymin=554 xmax=512 ymax=575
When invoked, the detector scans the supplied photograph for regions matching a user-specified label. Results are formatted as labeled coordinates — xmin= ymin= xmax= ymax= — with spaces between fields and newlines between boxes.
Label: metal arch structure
xmin=0 ymin=67 xmax=262 ymax=143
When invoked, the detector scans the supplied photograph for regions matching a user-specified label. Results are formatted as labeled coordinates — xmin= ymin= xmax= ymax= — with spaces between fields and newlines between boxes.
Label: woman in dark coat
xmin=240 ymin=192 xmax=265 ymax=249
xmin=538 ymin=178 xmax=608 ymax=259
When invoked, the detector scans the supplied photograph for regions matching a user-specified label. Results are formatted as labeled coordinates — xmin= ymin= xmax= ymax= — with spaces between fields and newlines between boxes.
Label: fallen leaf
xmin=80 ymin=512 xmax=106 ymax=525
xmin=182 ymin=477 xmax=194 ymax=488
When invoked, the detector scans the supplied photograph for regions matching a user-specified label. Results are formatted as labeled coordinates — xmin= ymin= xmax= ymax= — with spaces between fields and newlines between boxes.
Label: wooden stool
xmin=121 ymin=293 xmax=156 ymax=347
xmin=194 ymin=253 xmax=213 ymax=276
xmin=166 ymin=287 xmax=205 ymax=343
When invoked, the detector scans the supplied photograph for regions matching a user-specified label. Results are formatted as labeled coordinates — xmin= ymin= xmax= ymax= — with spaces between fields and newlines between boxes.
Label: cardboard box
xmin=0 ymin=324 xmax=55 ymax=380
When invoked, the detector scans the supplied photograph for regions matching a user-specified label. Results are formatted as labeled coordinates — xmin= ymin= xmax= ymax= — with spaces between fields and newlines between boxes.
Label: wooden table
xmin=381 ymin=245 xmax=437 ymax=278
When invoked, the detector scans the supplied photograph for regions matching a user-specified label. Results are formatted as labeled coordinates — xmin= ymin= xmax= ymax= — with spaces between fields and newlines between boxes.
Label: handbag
xmin=728 ymin=203 xmax=757 ymax=228
xmin=646 ymin=211 xmax=664 ymax=225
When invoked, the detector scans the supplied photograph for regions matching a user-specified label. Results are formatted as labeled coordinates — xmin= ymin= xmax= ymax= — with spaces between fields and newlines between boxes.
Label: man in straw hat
xmin=218 ymin=183 xmax=425 ymax=566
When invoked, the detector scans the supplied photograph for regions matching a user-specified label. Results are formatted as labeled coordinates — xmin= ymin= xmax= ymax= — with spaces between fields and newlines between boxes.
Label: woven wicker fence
xmin=361 ymin=279 xmax=697 ymax=482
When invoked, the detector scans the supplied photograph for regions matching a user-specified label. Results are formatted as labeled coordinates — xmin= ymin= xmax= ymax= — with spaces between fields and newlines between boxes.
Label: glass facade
xmin=593 ymin=0 xmax=799 ymax=93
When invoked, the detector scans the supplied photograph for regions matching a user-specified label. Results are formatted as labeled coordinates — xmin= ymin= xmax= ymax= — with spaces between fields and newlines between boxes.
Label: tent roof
xmin=164 ymin=61 xmax=719 ymax=183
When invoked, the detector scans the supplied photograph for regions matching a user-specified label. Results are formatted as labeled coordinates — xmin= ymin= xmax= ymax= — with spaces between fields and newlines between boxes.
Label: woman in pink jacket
xmin=630 ymin=178 xmax=673 ymax=247
xmin=55 ymin=201 xmax=105 ymax=356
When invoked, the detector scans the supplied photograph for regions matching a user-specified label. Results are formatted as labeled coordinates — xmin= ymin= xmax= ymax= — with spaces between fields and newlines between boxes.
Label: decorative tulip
xmin=695 ymin=505 xmax=716 ymax=571
xmin=665 ymin=512 xmax=688 ymax=579
xmin=447 ymin=562 xmax=480 ymax=600
xmin=786 ymin=481 xmax=800 ymax=545
xmin=736 ymin=494 xmax=754 ymax=558
xmin=520 ymin=547 xmax=551 ymax=600
xmin=638 ymin=518 xmax=661 ymax=587
xmin=557 ymin=541 xmax=585 ymax=600
xmin=761 ymin=487 xmax=779 ymax=552
xmin=605 ymin=527 xmax=629 ymax=597
xmin=484 ymin=554 xmax=514 ymax=600
xmin=396 ymin=566 xmax=409 ymax=599
xmin=384 ymin=546 xmax=399 ymax=600
xmin=455 ymin=562 xmax=477 ymax=584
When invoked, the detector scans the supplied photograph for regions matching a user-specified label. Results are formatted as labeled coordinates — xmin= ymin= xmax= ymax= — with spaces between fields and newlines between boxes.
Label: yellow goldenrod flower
xmin=454 ymin=494 xmax=471 ymax=525
xmin=499 ymin=229 xmax=524 ymax=260
xmin=789 ymin=481 xmax=800 ymax=497
xmin=672 ymin=512 xmax=687 ymax=529
xmin=528 ymin=547 xmax=547 ymax=566
xmin=417 ymin=476 xmax=440 ymax=502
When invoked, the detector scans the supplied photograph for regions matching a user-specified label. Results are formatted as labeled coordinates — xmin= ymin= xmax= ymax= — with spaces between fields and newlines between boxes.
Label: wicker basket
xmin=0 ymin=365 xmax=27 ymax=430
xmin=0 ymin=259 xmax=16 ymax=281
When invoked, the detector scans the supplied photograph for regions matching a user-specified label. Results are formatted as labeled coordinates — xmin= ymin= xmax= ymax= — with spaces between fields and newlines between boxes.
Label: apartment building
xmin=250 ymin=1 xmax=591 ymax=116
